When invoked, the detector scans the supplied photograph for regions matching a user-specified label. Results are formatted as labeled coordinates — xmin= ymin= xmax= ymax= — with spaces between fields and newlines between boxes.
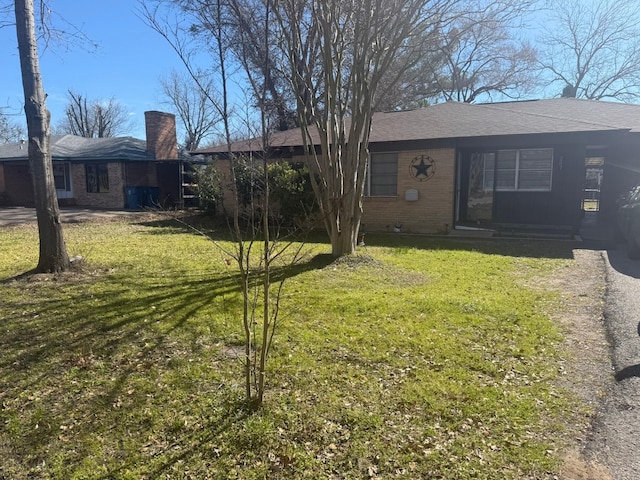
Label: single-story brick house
xmin=0 ymin=111 xmax=190 ymax=210
xmin=197 ymin=98 xmax=640 ymax=235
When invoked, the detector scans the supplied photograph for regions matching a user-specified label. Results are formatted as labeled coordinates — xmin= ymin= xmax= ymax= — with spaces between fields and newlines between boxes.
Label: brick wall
xmin=72 ymin=162 xmax=126 ymax=208
xmin=292 ymin=148 xmax=456 ymax=234
xmin=362 ymin=148 xmax=456 ymax=234
xmin=211 ymin=148 xmax=456 ymax=233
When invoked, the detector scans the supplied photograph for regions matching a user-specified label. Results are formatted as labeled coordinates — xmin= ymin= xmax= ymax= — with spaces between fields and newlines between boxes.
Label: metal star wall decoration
xmin=410 ymin=155 xmax=436 ymax=182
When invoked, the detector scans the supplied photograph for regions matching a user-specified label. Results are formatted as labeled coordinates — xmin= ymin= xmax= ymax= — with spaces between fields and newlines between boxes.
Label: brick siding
xmin=362 ymin=148 xmax=455 ymax=234
xmin=72 ymin=162 xmax=125 ymax=208
xmin=292 ymin=149 xmax=455 ymax=234
xmin=212 ymin=148 xmax=456 ymax=234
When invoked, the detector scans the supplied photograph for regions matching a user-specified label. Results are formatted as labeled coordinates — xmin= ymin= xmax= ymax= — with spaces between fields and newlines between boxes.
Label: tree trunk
xmin=15 ymin=0 xmax=70 ymax=273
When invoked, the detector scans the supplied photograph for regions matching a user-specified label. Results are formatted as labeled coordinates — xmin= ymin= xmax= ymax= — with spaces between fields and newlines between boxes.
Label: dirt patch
xmin=4 ymin=257 xmax=111 ymax=286
xmin=330 ymin=254 xmax=384 ymax=269
xmin=532 ymin=248 xmax=614 ymax=479
xmin=325 ymin=254 xmax=429 ymax=287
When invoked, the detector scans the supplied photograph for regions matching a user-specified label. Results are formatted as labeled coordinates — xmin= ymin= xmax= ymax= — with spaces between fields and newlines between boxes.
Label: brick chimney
xmin=144 ymin=111 xmax=178 ymax=160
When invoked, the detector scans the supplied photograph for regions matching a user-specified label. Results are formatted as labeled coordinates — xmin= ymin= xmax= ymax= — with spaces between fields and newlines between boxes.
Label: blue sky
xmin=1 ymin=0 xmax=185 ymax=139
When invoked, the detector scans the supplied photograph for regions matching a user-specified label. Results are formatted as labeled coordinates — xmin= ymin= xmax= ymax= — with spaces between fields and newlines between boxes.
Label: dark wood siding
xmin=492 ymin=144 xmax=585 ymax=228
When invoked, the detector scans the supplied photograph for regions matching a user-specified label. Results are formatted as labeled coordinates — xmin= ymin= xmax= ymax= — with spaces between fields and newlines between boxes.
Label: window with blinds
xmin=484 ymin=148 xmax=553 ymax=192
xmin=366 ymin=153 xmax=398 ymax=196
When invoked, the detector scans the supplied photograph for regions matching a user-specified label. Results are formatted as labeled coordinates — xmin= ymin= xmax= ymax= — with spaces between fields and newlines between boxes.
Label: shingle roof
xmin=483 ymin=98 xmax=640 ymax=133
xmin=0 ymin=135 xmax=160 ymax=162
xmin=198 ymin=98 xmax=640 ymax=154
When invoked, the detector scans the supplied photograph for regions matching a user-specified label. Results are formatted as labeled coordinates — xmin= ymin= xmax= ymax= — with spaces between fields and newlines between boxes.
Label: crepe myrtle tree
xmin=142 ymin=0 xmax=306 ymax=407
xmin=271 ymin=0 xmax=457 ymax=256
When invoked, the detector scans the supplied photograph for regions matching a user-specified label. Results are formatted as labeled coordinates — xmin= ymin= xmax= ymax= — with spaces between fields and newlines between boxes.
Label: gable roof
xmin=0 ymin=135 xmax=184 ymax=162
xmin=198 ymin=98 xmax=640 ymax=154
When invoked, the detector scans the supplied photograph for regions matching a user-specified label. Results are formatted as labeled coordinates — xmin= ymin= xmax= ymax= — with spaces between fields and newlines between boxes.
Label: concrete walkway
xmin=579 ymin=211 xmax=616 ymax=248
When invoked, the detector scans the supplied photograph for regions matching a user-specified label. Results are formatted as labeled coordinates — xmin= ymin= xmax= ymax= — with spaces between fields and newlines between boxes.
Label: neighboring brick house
xmin=0 ymin=111 xmax=188 ymax=209
xmin=197 ymin=98 xmax=640 ymax=234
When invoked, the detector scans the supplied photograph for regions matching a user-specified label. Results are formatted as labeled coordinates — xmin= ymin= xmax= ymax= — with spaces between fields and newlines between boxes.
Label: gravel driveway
xmin=585 ymin=249 xmax=640 ymax=479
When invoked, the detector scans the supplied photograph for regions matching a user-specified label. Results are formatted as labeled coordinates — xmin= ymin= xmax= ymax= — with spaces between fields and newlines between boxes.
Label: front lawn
xmin=0 ymin=217 xmax=582 ymax=479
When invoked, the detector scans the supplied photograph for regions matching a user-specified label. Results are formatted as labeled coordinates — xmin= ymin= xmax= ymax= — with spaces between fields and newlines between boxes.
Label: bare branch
xmin=539 ymin=0 xmax=640 ymax=101
xmin=382 ymin=0 xmax=540 ymax=107
xmin=56 ymin=90 xmax=132 ymax=138
xmin=159 ymin=70 xmax=222 ymax=150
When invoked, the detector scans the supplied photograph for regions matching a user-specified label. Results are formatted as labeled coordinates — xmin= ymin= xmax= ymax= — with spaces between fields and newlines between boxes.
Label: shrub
xmin=193 ymin=162 xmax=223 ymax=214
xmin=199 ymin=158 xmax=316 ymax=226
xmin=267 ymin=161 xmax=317 ymax=226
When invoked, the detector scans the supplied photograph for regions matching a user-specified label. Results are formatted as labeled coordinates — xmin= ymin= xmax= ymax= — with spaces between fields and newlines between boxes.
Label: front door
xmin=457 ymin=151 xmax=495 ymax=226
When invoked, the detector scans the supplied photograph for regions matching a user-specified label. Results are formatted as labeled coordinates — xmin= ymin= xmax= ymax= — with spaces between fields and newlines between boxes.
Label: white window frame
xmin=53 ymin=162 xmax=74 ymax=199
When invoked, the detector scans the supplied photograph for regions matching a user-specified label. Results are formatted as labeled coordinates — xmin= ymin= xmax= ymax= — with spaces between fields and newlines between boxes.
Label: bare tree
xmin=150 ymin=0 xmax=297 ymax=133
xmin=57 ymin=90 xmax=132 ymax=138
xmin=540 ymin=0 xmax=640 ymax=101
xmin=272 ymin=0 xmax=455 ymax=256
xmin=142 ymin=0 xmax=302 ymax=407
xmin=14 ymin=0 xmax=70 ymax=273
xmin=376 ymin=0 xmax=539 ymax=109
xmin=0 ymin=110 xmax=25 ymax=143
xmin=225 ymin=0 xmax=298 ymax=131
xmin=159 ymin=70 xmax=220 ymax=150
xmin=426 ymin=0 xmax=538 ymax=104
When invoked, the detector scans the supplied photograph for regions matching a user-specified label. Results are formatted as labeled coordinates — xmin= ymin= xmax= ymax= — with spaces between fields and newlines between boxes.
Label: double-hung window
xmin=366 ymin=153 xmax=397 ymax=196
xmin=484 ymin=148 xmax=553 ymax=192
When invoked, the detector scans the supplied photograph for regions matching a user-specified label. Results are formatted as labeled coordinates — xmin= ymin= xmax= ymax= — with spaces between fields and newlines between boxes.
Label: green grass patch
xmin=0 ymin=219 xmax=579 ymax=479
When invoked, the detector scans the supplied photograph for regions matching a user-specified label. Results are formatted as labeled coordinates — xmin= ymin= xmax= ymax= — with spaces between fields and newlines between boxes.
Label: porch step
xmin=494 ymin=223 xmax=575 ymax=239
xmin=450 ymin=227 xmax=496 ymax=237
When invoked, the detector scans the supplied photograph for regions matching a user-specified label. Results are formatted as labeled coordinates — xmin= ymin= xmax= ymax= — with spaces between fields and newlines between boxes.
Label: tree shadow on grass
xmin=1 ymin=251 xmax=335 ymax=377
xmin=0 ymin=253 xmax=335 ymax=476
xmin=137 ymin=214 xmax=578 ymax=260
xmin=93 ymin=395 xmax=254 ymax=479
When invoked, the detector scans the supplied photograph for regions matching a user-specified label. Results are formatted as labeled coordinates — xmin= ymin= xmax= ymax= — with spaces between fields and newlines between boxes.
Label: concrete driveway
xmin=0 ymin=207 xmax=152 ymax=227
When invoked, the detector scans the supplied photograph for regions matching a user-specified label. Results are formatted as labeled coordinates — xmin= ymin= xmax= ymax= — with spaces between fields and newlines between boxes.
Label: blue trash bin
xmin=126 ymin=187 xmax=140 ymax=209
